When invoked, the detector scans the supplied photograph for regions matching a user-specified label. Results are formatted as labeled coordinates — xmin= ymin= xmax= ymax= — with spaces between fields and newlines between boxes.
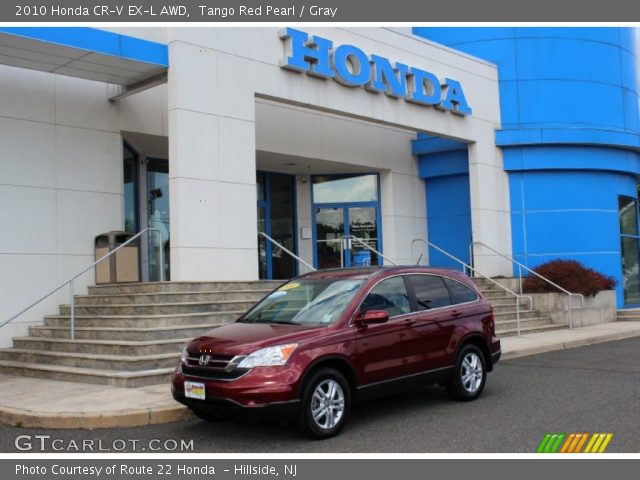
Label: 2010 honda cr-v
xmin=172 ymin=266 xmax=501 ymax=438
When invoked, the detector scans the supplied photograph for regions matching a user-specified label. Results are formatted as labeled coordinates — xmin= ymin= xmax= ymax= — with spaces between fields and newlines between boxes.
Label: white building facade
xmin=0 ymin=27 xmax=507 ymax=346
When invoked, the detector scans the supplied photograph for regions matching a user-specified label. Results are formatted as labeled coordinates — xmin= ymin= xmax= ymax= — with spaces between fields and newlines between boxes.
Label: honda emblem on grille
xmin=199 ymin=355 xmax=210 ymax=366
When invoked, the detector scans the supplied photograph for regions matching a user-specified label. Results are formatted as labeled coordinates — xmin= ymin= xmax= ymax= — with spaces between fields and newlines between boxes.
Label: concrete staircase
xmin=472 ymin=278 xmax=565 ymax=337
xmin=0 ymin=281 xmax=282 ymax=387
xmin=617 ymin=309 xmax=640 ymax=321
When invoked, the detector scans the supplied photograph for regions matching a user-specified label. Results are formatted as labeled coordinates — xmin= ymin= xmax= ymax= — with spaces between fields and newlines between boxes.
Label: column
xmin=167 ymin=30 xmax=259 ymax=281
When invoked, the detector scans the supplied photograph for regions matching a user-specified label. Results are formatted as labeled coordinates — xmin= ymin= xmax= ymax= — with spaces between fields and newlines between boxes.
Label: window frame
xmin=350 ymin=272 xmax=481 ymax=326
xmin=357 ymin=275 xmax=412 ymax=319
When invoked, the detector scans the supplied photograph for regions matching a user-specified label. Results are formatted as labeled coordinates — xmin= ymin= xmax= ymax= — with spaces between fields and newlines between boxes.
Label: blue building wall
xmin=413 ymin=27 xmax=640 ymax=306
xmin=412 ymin=137 xmax=472 ymax=269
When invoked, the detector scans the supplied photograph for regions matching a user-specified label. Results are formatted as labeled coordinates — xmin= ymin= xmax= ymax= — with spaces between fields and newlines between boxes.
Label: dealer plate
xmin=184 ymin=381 xmax=206 ymax=400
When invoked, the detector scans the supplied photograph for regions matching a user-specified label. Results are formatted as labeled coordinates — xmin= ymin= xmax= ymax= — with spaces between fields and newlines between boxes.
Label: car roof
xmin=297 ymin=266 xmax=470 ymax=282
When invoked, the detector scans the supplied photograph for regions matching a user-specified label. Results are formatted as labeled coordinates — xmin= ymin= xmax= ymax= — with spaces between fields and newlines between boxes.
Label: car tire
xmin=446 ymin=344 xmax=487 ymax=401
xmin=298 ymin=368 xmax=351 ymax=439
xmin=189 ymin=407 xmax=229 ymax=422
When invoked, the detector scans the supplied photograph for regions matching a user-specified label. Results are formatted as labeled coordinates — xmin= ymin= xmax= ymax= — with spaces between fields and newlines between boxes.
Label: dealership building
xmin=0 ymin=26 xmax=638 ymax=348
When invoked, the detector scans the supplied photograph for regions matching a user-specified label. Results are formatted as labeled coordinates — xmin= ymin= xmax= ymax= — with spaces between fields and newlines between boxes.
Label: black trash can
xmin=95 ymin=231 xmax=140 ymax=284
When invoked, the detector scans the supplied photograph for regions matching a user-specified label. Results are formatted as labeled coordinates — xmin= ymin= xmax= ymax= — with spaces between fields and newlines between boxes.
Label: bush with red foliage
xmin=522 ymin=259 xmax=616 ymax=297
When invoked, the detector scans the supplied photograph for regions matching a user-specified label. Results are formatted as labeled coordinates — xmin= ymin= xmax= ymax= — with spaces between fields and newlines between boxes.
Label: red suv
xmin=172 ymin=266 xmax=501 ymax=438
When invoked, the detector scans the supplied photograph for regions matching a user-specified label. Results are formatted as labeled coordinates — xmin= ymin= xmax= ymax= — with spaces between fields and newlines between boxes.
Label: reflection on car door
xmin=354 ymin=276 xmax=423 ymax=386
xmin=406 ymin=274 xmax=457 ymax=369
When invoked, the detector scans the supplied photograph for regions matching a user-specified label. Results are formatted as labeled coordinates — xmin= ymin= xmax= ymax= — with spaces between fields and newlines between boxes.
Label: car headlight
xmin=237 ymin=343 xmax=298 ymax=369
xmin=180 ymin=345 xmax=189 ymax=365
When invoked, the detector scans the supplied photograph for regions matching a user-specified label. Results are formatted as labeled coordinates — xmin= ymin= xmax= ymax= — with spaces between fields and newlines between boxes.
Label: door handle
xmin=404 ymin=317 xmax=417 ymax=325
xmin=450 ymin=310 xmax=462 ymax=318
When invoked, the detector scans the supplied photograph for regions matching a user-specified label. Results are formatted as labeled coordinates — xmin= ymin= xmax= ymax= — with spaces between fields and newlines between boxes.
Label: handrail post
xmin=518 ymin=264 xmax=523 ymax=296
xmin=153 ymin=229 xmax=165 ymax=282
xmin=569 ymin=296 xmax=573 ymax=330
xmin=69 ymin=279 xmax=75 ymax=341
xmin=516 ymin=294 xmax=521 ymax=337
xmin=340 ymin=238 xmax=345 ymax=268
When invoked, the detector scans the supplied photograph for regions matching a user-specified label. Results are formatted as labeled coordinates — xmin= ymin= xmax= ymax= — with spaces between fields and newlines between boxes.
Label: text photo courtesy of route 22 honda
xmin=172 ymin=266 xmax=501 ymax=438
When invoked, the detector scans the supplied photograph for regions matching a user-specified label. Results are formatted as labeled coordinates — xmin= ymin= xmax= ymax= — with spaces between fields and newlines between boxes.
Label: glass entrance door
xmin=312 ymin=174 xmax=382 ymax=270
xmin=315 ymin=207 xmax=344 ymax=269
xmin=314 ymin=205 xmax=381 ymax=269
xmin=346 ymin=206 xmax=379 ymax=267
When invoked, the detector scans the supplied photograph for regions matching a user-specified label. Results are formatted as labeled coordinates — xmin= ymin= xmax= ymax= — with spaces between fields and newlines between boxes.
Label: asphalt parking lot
xmin=2 ymin=337 xmax=639 ymax=453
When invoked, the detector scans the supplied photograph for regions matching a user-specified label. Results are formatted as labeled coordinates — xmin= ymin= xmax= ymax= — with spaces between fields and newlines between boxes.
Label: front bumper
xmin=172 ymin=389 xmax=300 ymax=419
xmin=172 ymin=364 xmax=302 ymax=418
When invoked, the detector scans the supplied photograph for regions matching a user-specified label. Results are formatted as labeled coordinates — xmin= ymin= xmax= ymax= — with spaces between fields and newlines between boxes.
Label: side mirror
xmin=355 ymin=309 xmax=389 ymax=327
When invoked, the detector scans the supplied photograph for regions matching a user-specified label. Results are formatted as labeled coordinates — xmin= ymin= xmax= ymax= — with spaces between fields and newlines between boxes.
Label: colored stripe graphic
xmin=537 ymin=433 xmax=613 ymax=453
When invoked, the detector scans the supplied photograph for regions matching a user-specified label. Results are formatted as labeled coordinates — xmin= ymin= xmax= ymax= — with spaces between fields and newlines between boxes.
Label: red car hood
xmin=186 ymin=322 xmax=325 ymax=356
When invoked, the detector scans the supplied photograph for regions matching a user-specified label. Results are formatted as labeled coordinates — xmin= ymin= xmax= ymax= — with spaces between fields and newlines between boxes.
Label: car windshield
xmin=241 ymin=278 xmax=365 ymax=326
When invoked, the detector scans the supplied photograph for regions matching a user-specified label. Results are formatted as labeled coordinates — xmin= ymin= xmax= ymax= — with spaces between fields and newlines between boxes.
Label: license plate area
xmin=184 ymin=381 xmax=206 ymax=400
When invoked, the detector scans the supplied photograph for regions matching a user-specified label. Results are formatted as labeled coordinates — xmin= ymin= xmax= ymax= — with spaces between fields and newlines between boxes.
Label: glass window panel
xmin=408 ymin=275 xmax=452 ymax=311
xmin=257 ymin=173 xmax=265 ymax=202
xmin=621 ymin=236 xmax=640 ymax=305
xmin=443 ymin=277 xmax=479 ymax=305
xmin=313 ymin=174 xmax=378 ymax=203
xmin=619 ymin=196 xmax=638 ymax=236
xmin=147 ymin=160 xmax=170 ymax=281
xmin=123 ymin=145 xmax=137 ymax=233
xmin=269 ymin=174 xmax=295 ymax=279
xmin=348 ymin=207 xmax=378 ymax=266
xmin=315 ymin=208 xmax=344 ymax=270
xmin=361 ymin=276 xmax=411 ymax=317
xmin=257 ymin=206 xmax=267 ymax=279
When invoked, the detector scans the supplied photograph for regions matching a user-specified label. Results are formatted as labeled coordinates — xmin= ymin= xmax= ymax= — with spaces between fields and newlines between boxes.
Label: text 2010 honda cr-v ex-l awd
xmin=172 ymin=266 xmax=501 ymax=438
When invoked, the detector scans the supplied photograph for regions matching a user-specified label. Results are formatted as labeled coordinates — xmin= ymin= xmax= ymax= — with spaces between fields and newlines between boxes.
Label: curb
xmin=0 ymin=404 xmax=194 ymax=429
xmin=501 ymin=329 xmax=640 ymax=361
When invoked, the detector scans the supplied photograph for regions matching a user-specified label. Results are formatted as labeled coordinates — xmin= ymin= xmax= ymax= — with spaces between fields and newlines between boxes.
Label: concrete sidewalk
xmin=1 ymin=321 xmax=639 ymax=430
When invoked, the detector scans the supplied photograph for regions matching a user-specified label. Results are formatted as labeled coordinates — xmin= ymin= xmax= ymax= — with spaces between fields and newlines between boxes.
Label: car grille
xmin=181 ymin=353 xmax=248 ymax=381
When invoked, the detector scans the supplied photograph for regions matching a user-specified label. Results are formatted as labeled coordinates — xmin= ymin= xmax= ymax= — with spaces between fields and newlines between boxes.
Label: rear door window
xmin=407 ymin=275 xmax=451 ymax=311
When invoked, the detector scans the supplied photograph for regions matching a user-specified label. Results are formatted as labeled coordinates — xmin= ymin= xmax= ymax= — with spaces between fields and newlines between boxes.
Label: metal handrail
xmin=471 ymin=241 xmax=585 ymax=329
xmin=1 ymin=228 xmax=164 ymax=340
xmin=344 ymin=235 xmax=397 ymax=266
xmin=259 ymin=232 xmax=316 ymax=273
xmin=412 ymin=238 xmax=533 ymax=336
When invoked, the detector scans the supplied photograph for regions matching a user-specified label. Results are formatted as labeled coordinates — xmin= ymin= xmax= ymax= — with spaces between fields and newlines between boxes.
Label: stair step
xmin=494 ymin=317 xmax=554 ymax=330
xmin=44 ymin=311 xmax=244 ymax=328
xmin=58 ymin=300 xmax=256 ymax=316
xmin=74 ymin=289 xmax=270 ymax=305
xmin=482 ymin=290 xmax=518 ymax=299
xmin=0 ymin=349 xmax=179 ymax=371
xmin=0 ymin=360 xmax=173 ymax=387
xmin=12 ymin=337 xmax=189 ymax=355
xmin=29 ymin=324 xmax=222 ymax=341
xmin=88 ymin=281 xmax=284 ymax=295
xmin=493 ymin=310 xmax=542 ymax=320
xmin=497 ymin=323 xmax=566 ymax=337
